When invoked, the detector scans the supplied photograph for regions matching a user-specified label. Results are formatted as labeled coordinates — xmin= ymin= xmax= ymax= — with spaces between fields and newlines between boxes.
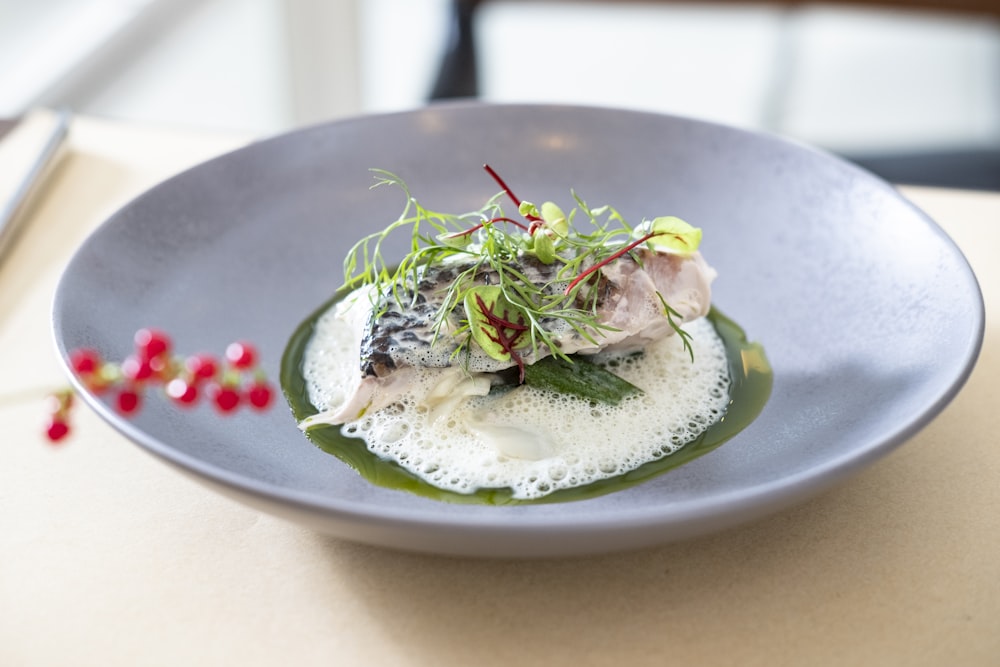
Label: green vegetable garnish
xmin=522 ymin=355 xmax=643 ymax=405
xmin=342 ymin=165 xmax=702 ymax=377
xmin=463 ymin=285 xmax=530 ymax=381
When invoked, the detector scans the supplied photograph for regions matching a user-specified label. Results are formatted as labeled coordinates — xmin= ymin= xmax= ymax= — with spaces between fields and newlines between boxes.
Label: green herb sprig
xmin=342 ymin=166 xmax=700 ymax=369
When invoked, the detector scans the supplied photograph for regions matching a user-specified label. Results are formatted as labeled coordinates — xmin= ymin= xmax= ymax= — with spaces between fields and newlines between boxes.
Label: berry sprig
xmin=45 ymin=328 xmax=274 ymax=443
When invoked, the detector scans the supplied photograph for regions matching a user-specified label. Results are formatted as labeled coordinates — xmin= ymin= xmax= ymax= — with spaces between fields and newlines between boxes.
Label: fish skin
xmin=302 ymin=248 xmax=715 ymax=427
xmin=358 ymin=249 xmax=715 ymax=378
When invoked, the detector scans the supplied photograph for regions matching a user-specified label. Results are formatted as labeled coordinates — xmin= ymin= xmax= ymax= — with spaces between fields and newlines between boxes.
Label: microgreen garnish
xmin=657 ymin=294 xmax=696 ymax=362
xmin=343 ymin=165 xmax=703 ymax=375
xmin=562 ymin=215 xmax=702 ymax=295
xmin=464 ymin=286 xmax=530 ymax=381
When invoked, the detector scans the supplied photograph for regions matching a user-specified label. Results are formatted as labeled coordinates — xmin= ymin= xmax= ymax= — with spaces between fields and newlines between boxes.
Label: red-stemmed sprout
xmin=344 ymin=166 xmax=703 ymax=382
xmin=465 ymin=288 xmax=531 ymax=382
xmin=562 ymin=232 xmax=661 ymax=296
xmin=484 ymin=164 xmax=541 ymax=222
xmin=440 ymin=164 xmax=549 ymax=243
xmin=440 ymin=216 xmax=530 ymax=242
xmin=564 ymin=216 xmax=703 ymax=295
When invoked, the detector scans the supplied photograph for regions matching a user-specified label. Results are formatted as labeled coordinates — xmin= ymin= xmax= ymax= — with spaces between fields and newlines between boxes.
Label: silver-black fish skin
xmin=358 ymin=249 xmax=715 ymax=378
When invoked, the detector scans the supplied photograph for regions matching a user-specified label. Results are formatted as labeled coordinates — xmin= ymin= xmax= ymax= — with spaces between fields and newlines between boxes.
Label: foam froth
xmin=301 ymin=305 xmax=731 ymax=500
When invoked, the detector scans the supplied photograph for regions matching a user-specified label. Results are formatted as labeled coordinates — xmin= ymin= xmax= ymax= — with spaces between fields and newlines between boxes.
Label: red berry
xmin=45 ymin=390 xmax=73 ymax=414
xmin=209 ymin=384 xmax=240 ymax=413
xmin=134 ymin=328 xmax=171 ymax=361
xmin=70 ymin=348 xmax=101 ymax=375
xmin=117 ymin=388 xmax=141 ymax=414
xmin=148 ymin=354 xmax=169 ymax=376
xmin=225 ymin=342 xmax=256 ymax=369
xmin=166 ymin=378 xmax=198 ymax=405
xmin=247 ymin=382 xmax=273 ymax=410
xmin=121 ymin=355 xmax=154 ymax=381
xmin=46 ymin=418 xmax=70 ymax=442
xmin=185 ymin=354 xmax=218 ymax=382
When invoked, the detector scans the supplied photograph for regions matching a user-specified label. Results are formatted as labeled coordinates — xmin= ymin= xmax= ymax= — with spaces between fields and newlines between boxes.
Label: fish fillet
xmin=302 ymin=248 xmax=716 ymax=426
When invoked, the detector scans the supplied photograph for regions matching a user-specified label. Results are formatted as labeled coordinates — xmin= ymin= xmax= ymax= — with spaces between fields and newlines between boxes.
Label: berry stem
xmin=0 ymin=385 xmax=75 ymax=407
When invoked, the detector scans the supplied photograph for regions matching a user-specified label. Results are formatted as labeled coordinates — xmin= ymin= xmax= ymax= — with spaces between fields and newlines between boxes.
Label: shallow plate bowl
xmin=53 ymin=103 xmax=984 ymax=557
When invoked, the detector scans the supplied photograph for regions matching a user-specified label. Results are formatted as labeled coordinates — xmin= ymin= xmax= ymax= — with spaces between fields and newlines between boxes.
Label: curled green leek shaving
xmin=342 ymin=168 xmax=701 ymax=367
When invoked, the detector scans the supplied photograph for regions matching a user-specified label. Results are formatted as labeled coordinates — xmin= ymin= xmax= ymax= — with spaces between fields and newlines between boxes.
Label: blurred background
xmin=1 ymin=0 xmax=999 ymax=188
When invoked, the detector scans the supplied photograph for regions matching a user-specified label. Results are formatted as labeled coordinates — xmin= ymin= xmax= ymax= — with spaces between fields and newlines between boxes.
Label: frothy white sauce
xmin=301 ymin=305 xmax=731 ymax=499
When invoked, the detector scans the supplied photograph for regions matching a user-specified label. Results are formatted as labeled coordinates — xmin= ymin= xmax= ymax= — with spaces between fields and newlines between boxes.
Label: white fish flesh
xmin=303 ymin=248 xmax=716 ymax=426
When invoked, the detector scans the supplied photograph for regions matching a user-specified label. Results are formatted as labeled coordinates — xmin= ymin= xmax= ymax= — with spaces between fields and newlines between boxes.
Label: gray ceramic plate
xmin=52 ymin=103 xmax=983 ymax=558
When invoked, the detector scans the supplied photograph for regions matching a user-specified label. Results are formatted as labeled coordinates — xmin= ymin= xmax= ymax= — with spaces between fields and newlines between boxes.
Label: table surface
xmin=1 ymin=114 xmax=998 ymax=667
